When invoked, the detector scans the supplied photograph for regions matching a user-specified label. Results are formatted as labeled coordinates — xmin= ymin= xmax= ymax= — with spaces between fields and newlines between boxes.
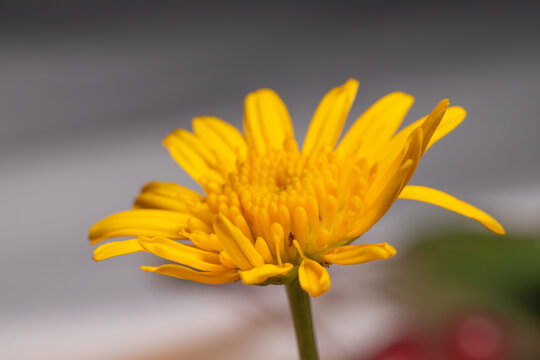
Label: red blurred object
xmin=448 ymin=314 xmax=506 ymax=360
xmin=364 ymin=313 xmax=507 ymax=360
xmin=368 ymin=338 xmax=430 ymax=360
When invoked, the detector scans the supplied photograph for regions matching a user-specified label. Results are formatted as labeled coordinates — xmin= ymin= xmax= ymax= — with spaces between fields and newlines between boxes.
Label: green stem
xmin=285 ymin=277 xmax=319 ymax=360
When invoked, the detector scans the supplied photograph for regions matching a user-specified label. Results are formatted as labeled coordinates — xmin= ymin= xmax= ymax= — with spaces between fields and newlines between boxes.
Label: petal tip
xmin=489 ymin=221 xmax=506 ymax=235
xmin=298 ymin=259 xmax=331 ymax=297
xmin=345 ymin=78 xmax=359 ymax=89
xmin=452 ymin=105 xmax=467 ymax=117
xmin=384 ymin=243 xmax=397 ymax=257
xmin=391 ymin=91 xmax=414 ymax=101
xmin=245 ymin=88 xmax=277 ymax=100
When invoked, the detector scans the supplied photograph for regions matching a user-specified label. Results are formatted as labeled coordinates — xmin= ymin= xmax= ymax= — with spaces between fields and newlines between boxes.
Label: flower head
xmin=89 ymin=79 xmax=504 ymax=297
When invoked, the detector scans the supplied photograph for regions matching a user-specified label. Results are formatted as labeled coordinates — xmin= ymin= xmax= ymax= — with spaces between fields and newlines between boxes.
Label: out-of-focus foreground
xmin=1 ymin=2 xmax=539 ymax=359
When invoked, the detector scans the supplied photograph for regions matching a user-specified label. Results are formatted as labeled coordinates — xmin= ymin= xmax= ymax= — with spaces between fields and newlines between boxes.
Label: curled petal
xmin=187 ymin=231 xmax=223 ymax=252
xmin=418 ymin=99 xmax=449 ymax=154
xmin=240 ymin=263 xmax=294 ymax=285
xmin=368 ymin=127 xmax=423 ymax=203
xmin=213 ymin=215 xmax=265 ymax=270
xmin=254 ymin=237 xmax=274 ymax=264
xmin=139 ymin=181 xmax=203 ymax=201
xmin=141 ymin=264 xmax=239 ymax=285
xmin=348 ymin=157 xmax=416 ymax=238
xmin=89 ymin=209 xmax=189 ymax=245
xmin=323 ymin=243 xmax=396 ymax=265
xmin=134 ymin=192 xmax=189 ymax=212
xmin=137 ymin=236 xmax=227 ymax=272
xmin=134 ymin=181 xmax=203 ymax=211
xmin=93 ymin=239 xmax=143 ymax=261
xmin=298 ymin=258 xmax=331 ymax=297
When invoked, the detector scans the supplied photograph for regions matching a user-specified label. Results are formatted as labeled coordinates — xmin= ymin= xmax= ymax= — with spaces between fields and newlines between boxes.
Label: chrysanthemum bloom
xmin=89 ymin=79 xmax=504 ymax=297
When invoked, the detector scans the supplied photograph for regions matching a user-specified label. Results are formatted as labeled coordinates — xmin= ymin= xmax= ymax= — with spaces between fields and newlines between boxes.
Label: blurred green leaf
xmin=395 ymin=231 xmax=540 ymax=319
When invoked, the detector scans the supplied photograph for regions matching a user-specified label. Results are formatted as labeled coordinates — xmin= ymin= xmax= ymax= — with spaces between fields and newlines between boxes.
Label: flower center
xmin=204 ymin=138 xmax=376 ymax=263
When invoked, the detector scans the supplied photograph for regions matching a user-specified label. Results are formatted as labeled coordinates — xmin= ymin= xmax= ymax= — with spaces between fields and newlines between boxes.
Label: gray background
xmin=1 ymin=2 xmax=539 ymax=359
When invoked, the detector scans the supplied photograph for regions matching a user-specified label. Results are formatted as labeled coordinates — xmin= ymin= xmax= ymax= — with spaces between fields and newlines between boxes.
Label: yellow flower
xmin=89 ymin=79 xmax=504 ymax=297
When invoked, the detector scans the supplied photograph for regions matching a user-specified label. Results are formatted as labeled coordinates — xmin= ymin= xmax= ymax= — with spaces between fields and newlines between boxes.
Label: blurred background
xmin=1 ymin=1 xmax=539 ymax=359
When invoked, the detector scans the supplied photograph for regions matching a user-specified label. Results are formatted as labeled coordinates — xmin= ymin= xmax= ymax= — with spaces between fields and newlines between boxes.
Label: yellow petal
xmin=419 ymin=99 xmax=449 ymax=154
xmin=163 ymin=129 xmax=223 ymax=183
xmin=337 ymin=92 xmax=414 ymax=158
xmin=291 ymin=206 xmax=309 ymax=248
xmin=398 ymin=185 xmax=505 ymax=235
xmin=375 ymin=99 xmax=447 ymax=167
xmin=134 ymin=182 xmax=203 ymax=211
xmin=192 ymin=116 xmax=248 ymax=165
xmin=213 ymin=215 xmax=265 ymax=270
xmin=140 ymin=181 xmax=203 ymax=201
xmin=254 ymin=237 xmax=274 ymax=264
xmin=379 ymin=105 xmax=465 ymax=163
xmin=368 ymin=127 xmax=423 ymax=202
xmin=141 ymin=264 xmax=239 ymax=285
xmin=240 ymin=263 xmax=294 ymax=285
xmin=134 ymin=193 xmax=190 ymax=212
xmin=137 ymin=236 xmax=227 ymax=272
xmin=243 ymin=88 xmax=294 ymax=153
xmin=298 ymin=258 xmax=331 ymax=297
xmin=323 ymin=243 xmax=396 ymax=265
xmin=89 ymin=209 xmax=190 ymax=245
xmin=302 ymin=79 xmax=358 ymax=154
xmin=187 ymin=231 xmax=223 ymax=252
xmin=219 ymin=251 xmax=238 ymax=268
xmin=93 ymin=239 xmax=144 ymax=261
xmin=348 ymin=159 xmax=416 ymax=238
xmin=426 ymin=106 xmax=466 ymax=151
